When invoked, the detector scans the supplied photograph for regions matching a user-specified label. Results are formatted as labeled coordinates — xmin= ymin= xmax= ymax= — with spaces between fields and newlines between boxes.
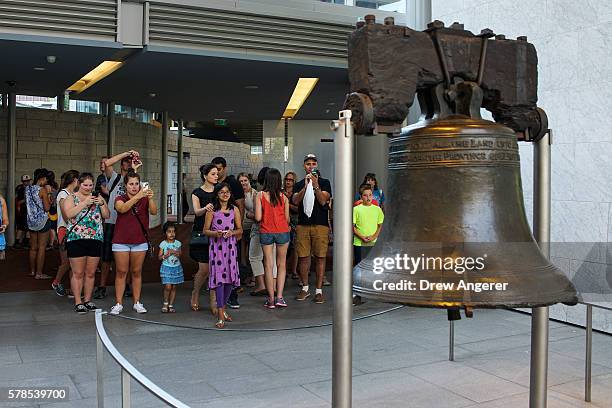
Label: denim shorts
xmin=260 ymin=231 xmax=290 ymax=246
xmin=112 ymin=242 xmax=149 ymax=252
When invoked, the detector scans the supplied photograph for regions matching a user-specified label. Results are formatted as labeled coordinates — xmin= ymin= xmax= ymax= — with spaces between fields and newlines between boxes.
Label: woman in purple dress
xmin=204 ymin=183 xmax=243 ymax=328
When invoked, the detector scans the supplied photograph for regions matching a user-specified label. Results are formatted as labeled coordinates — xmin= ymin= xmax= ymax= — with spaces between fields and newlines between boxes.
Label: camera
xmin=310 ymin=168 xmax=320 ymax=177
xmin=92 ymin=192 xmax=99 ymax=198
xmin=140 ymin=182 xmax=150 ymax=191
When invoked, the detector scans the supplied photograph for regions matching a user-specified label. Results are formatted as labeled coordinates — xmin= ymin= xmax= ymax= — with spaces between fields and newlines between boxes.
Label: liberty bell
xmin=345 ymin=19 xmax=578 ymax=310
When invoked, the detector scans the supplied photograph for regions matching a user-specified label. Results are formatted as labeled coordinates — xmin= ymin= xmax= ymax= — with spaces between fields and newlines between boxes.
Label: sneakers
xmin=52 ymin=282 xmax=66 ymax=297
xmin=275 ymin=297 xmax=288 ymax=308
xmin=323 ymin=277 xmax=332 ymax=286
xmin=295 ymin=290 xmax=311 ymax=301
xmin=124 ymin=284 xmax=132 ymax=298
xmin=226 ymin=298 xmax=240 ymax=309
xmin=263 ymin=299 xmax=276 ymax=309
xmin=133 ymin=302 xmax=147 ymax=314
xmin=84 ymin=301 xmax=99 ymax=311
xmin=75 ymin=304 xmax=88 ymax=314
xmin=314 ymin=293 xmax=325 ymax=304
xmin=93 ymin=287 xmax=107 ymax=299
xmin=109 ymin=303 xmax=123 ymax=315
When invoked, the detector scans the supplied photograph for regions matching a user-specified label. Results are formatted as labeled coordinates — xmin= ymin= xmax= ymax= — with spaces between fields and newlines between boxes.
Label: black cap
xmin=304 ymin=153 xmax=318 ymax=163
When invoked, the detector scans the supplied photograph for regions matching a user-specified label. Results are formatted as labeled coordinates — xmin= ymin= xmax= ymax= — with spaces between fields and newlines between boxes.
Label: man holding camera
xmin=292 ymin=154 xmax=332 ymax=304
xmin=93 ymin=150 xmax=142 ymax=299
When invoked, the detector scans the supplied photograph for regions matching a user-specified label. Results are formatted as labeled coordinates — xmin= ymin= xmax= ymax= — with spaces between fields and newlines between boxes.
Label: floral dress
xmin=66 ymin=195 xmax=104 ymax=242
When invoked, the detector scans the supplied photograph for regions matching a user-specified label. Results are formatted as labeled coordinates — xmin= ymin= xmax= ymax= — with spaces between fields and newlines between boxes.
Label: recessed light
xmin=46 ymin=55 xmax=56 ymax=63
xmin=224 ymin=110 xmax=235 ymax=113
xmin=327 ymin=102 xmax=336 ymax=106
xmin=149 ymin=92 xmax=156 ymax=98
xmin=244 ymin=85 xmax=259 ymax=89
xmin=33 ymin=67 xmax=46 ymax=71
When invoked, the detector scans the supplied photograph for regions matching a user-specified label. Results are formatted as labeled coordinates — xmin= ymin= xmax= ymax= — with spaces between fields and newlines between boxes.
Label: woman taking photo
xmin=61 ymin=173 xmax=110 ymax=313
xmin=109 ymin=171 xmax=157 ymax=315
xmin=190 ymin=164 xmax=218 ymax=312
xmin=25 ymin=168 xmax=54 ymax=279
xmin=255 ymin=168 xmax=290 ymax=308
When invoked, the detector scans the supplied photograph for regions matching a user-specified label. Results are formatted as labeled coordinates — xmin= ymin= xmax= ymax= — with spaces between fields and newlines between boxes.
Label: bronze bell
xmin=353 ymin=112 xmax=579 ymax=309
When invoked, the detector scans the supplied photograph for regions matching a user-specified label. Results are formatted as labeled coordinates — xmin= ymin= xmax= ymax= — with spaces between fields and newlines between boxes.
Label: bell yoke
xmin=344 ymin=17 xmax=578 ymax=311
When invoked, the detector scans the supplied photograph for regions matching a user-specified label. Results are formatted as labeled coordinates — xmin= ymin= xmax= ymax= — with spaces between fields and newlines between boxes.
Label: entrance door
xmin=168 ymin=152 xmax=178 ymax=216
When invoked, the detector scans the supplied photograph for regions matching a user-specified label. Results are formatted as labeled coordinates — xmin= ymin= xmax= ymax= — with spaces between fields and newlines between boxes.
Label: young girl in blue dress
xmin=204 ymin=183 xmax=243 ymax=328
xmin=158 ymin=222 xmax=184 ymax=313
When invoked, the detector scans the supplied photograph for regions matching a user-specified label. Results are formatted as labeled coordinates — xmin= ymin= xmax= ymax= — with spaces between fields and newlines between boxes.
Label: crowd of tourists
xmin=0 ymin=151 xmax=385 ymax=328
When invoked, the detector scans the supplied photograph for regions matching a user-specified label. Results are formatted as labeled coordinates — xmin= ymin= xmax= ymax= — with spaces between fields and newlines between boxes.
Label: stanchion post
xmin=331 ymin=110 xmax=354 ymax=408
xmin=96 ymin=317 xmax=104 ymax=408
xmin=121 ymin=368 xmax=130 ymax=408
xmin=449 ymin=321 xmax=455 ymax=361
xmin=530 ymin=130 xmax=552 ymax=408
xmin=585 ymin=304 xmax=592 ymax=402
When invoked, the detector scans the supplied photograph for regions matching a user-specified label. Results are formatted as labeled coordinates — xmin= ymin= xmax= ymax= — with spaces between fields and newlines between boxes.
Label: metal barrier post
xmin=585 ymin=304 xmax=593 ymax=402
xmin=122 ymin=368 xmax=130 ymax=408
xmin=96 ymin=326 xmax=104 ymax=408
xmin=449 ymin=321 xmax=455 ymax=361
xmin=331 ymin=110 xmax=354 ymax=408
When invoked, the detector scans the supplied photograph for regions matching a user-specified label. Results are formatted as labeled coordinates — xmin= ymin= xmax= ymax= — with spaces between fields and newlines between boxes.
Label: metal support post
xmin=530 ymin=130 xmax=552 ymax=408
xmin=449 ymin=321 xmax=455 ymax=361
xmin=57 ymin=93 xmax=65 ymax=112
xmin=107 ymin=102 xmax=115 ymax=157
xmin=176 ymin=120 xmax=183 ymax=224
xmin=96 ymin=331 xmax=104 ymax=408
xmin=331 ymin=110 xmax=354 ymax=408
xmin=121 ymin=368 xmax=130 ymax=408
xmin=6 ymin=93 xmax=16 ymax=246
xmin=585 ymin=304 xmax=593 ymax=402
xmin=160 ymin=112 xmax=169 ymax=225
xmin=1 ymin=94 xmax=6 ymax=109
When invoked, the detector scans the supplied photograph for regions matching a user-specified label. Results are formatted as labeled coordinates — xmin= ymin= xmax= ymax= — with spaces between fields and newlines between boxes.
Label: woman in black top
xmin=190 ymin=164 xmax=218 ymax=311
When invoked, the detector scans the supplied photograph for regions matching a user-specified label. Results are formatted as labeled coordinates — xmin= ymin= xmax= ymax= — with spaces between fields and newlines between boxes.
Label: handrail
xmin=94 ymin=309 xmax=189 ymax=408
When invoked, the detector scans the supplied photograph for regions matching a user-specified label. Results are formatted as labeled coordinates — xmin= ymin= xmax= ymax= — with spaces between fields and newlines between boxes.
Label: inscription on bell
xmin=404 ymin=138 xmax=517 ymax=152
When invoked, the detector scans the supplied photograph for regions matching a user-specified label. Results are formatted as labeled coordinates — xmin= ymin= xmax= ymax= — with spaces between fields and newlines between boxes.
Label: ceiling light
xmin=33 ymin=67 xmax=46 ymax=71
xmin=282 ymin=78 xmax=319 ymax=119
xmin=244 ymin=85 xmax=259 ymax=89
xmin=46 ymin=55 xmax=56 ymax=64
xmin=149 ymin=92 xmax=157 ymax=98
xmin=67 ymin=60 xmax=123 ymax=93
xmin=224 ymin=110 xmax=235 ymax=113
xmin=327 ymin=102 xmax=336 ymax=106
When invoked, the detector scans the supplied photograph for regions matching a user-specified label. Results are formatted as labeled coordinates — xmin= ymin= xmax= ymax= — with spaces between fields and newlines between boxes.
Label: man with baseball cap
xmin=292 ymin=153 xmax=332 ymax=304
xmin=14 ymin=175 xmax=32 ymax=248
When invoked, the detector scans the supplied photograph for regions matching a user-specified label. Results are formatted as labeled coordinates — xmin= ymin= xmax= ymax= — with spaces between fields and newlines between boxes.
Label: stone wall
xmin=0 ymin=107 xmax=262 ymax=227
xmin=432 ymin=0 xmax=612 ymax=331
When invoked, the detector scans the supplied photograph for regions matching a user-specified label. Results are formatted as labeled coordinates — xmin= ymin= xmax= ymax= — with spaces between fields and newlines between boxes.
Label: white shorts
xmin=112 ymin=243 xmax=149 ymax=252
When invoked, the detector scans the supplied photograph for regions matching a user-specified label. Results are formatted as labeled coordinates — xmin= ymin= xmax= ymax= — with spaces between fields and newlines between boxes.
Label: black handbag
xmin=189 ymin=231 xmax=209 ymax=247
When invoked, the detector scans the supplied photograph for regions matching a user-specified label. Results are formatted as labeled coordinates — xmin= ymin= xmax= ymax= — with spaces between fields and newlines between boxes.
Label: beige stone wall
xmin=0 ymin=107 xmax=262 ymax=227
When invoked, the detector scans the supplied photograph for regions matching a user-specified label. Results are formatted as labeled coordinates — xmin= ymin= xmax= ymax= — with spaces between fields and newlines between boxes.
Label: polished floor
xmin=1 ymin=279 xmax=611 ymax=408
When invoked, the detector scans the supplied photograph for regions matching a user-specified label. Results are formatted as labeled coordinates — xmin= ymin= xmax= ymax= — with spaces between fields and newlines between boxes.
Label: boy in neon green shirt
xmin=353 ymin=184 xmax=384 ymax=264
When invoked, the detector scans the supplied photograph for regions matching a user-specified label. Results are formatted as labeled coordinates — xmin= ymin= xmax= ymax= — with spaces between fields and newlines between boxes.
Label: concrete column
xmin=107 ymin=102 xmax=116 ymax=157
xmin=6 ymin=93 xmax=16 ymax=246
xmin=176 ymin=120 xmax=183 ymax=224
xmin=160 ymin=112 xmax=168 ymax=225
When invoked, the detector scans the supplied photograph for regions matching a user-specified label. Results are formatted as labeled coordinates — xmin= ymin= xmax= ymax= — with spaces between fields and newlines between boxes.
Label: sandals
xmin=168 ymin=305 xmax=176 ymax=313
xmin=223 ymin=311 xmax=232 ymax=322
xmin=215 ymin=319 xmax=225 ymax=329
xmin=34 ymin=274 xmax=52 ymax=280
xmin=191 ymin=302 xmax=200 ymax=311
xmin=162 ymin=302 xmax=169 ymax=313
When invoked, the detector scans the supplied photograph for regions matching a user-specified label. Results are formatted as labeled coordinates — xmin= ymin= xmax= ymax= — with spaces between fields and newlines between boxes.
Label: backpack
xmin=25 ymin=185 xmax=48 ymax=231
